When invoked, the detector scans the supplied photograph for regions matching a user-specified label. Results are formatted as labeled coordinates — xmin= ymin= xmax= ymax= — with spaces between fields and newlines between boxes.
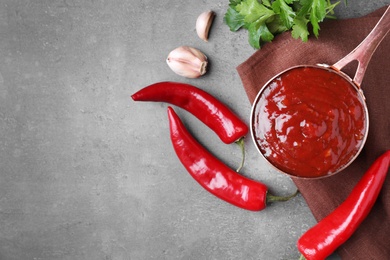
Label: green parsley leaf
xmin=266 ymin=15 xmax=289 ymax=34
xmin=291 ymin=15 xmax=310 ymax=41
xmin=223 ymin=0 xmax=340 ymax=49
xmin=248 ymin=20 xmax=274 ymax=48
xmin=224 ymin=6 xmax=246 ymax=31
xmin=236 ymin=0 xmax=275 ymax=24
xmin=262 ymin=0 xmax=272 ymax=8
xmin=272 ymin=0 xmax=296 ymax=29
xmin=309 ymin=0 xmax=327 ymax=37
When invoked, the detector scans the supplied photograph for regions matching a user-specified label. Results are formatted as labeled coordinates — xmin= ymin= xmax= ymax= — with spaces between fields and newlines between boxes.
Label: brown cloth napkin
xmin=237 ymin=6 xmax=390 ymax=260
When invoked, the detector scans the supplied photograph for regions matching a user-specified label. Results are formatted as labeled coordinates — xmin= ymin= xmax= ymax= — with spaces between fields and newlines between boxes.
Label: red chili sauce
xmin=252 ymin=66 xmax=367 ymax=178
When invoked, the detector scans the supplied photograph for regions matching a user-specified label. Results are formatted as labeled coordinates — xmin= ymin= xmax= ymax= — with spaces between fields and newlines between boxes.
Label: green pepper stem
xmin=266 ymin=189 xmax=299 ymax=204
xmin=235 ymin=137 xmax=245 ymax=172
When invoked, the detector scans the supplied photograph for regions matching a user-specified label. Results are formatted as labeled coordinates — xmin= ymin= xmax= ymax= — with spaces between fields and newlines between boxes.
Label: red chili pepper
xmin=167 ymin=106 xmax=297 ymax=211
xmin=297 ymin=150 xmax=390 ymax=260
xmin=131 ymin=81 xmax=248 ymax=144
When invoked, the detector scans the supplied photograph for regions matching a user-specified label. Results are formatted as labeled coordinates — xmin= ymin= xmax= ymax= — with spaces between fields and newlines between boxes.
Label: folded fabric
xmin=237 ymin=6 xmax=390 ymax=260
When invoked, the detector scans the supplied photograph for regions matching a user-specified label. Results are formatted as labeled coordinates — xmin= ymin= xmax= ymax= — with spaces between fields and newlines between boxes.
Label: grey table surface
xmin=1 ymin=1 xmax=389 ymax=260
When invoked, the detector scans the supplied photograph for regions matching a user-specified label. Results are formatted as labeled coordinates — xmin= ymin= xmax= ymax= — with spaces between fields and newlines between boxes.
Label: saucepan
xmin=250 ymin=6 xmax=390 ymax=179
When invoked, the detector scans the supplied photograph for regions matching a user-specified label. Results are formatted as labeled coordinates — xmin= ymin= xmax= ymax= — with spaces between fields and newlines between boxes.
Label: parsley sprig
xmin=224 ymin=0 xmax=340 ymax=49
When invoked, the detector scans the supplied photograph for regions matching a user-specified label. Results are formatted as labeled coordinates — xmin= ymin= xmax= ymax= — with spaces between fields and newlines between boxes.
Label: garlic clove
xmin=196 ymin=10 xmax=215 ymax=42
xmin=166 ymin=46 xmax=208 ymax=78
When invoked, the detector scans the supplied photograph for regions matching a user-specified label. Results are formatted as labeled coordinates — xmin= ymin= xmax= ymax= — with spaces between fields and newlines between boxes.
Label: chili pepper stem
xmin=235 ymin=137 xmax=246 ymax=172
xmin=266 ymin=189 xmax=299 ymax=204
xmin=298 ymin=254 xmax=306 ymax=260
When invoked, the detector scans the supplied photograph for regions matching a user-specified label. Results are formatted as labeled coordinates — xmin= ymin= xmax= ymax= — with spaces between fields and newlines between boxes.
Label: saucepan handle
xmin=331 ymin=5 xmax=390 ymax=87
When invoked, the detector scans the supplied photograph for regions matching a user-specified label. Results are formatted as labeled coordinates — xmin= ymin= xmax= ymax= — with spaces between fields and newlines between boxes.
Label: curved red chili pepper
xmin=297 ymin=150 xmax=390 ymax=260
xmin=132 ymin=81 xmax=248 ymax=144
xmin=167 ymin=106 xmax=297 ymax=211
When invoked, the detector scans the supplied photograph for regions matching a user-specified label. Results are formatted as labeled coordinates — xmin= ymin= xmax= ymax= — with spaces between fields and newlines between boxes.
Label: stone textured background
xmin=0 ymin=1 xmax=388 ymax=259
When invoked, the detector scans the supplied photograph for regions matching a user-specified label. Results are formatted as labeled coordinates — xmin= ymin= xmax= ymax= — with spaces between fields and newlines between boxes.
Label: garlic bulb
xmin=196 ymin=11 xmax=215 ymax=42
xmin=166 ymin=46 xmax=208 ymax=78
